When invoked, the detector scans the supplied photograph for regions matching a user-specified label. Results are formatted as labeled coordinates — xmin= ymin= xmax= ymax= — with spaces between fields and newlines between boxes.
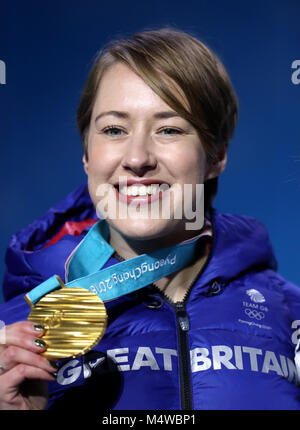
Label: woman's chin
xmin=108 ymin=217 xmax=182 ymax=242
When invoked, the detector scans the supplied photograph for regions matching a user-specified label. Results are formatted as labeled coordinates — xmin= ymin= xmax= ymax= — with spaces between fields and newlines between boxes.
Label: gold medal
xmin=27 ymin=286 xmax=107 ymax=360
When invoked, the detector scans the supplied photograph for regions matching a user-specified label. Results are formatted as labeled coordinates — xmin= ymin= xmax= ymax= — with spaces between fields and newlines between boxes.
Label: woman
xmin=0 ymin=28 xmax=299 ymax=410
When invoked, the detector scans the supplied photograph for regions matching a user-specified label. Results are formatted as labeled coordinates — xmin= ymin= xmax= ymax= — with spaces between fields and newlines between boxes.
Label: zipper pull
xmin=176 ymin=303 xmax=190 ymax=331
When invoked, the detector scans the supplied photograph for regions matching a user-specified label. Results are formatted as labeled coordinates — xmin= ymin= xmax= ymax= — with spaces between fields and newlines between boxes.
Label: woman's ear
xmin=83 ymin=154 xmax=89 ymax=175
xmin=205 ymin=147 xmax=228 ymax=181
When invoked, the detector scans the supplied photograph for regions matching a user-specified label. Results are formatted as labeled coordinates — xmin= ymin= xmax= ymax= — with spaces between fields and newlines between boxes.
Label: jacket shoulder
xmin=3 ymin=184 xmax=97 ymax=301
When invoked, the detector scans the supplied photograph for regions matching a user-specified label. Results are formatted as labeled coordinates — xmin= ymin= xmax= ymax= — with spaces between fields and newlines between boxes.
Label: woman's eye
xmin=159 ymin=127 xmax=184 ymax=135
xmin=102 ymin=126 xmax=126 ymax=136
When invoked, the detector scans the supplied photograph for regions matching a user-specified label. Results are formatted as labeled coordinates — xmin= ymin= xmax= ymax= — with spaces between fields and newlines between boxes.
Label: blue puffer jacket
xmin=1 ymin=184 xmax=300 ymax=410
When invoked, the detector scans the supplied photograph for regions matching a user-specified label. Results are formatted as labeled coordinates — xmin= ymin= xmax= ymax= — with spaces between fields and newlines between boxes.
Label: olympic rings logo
xmin=244 ymin=308 xmax=265 ymax=320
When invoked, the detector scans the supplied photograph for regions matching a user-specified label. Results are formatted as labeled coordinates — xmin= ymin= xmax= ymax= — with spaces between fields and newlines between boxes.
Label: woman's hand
xmin=0 ymin=321 xmax=56 ymax=410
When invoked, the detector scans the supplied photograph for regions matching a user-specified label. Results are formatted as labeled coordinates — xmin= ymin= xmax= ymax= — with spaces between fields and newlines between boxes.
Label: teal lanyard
xmin=25 ymin=219 xmax=203 ymax=306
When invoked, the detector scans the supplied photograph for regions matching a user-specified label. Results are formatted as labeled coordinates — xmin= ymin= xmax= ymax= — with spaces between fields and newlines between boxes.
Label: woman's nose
xmin=121 ymin=133 xmax=157 ymax=176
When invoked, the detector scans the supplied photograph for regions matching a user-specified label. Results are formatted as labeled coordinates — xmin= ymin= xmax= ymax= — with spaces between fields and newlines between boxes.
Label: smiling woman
xmin=0 ymin=28 xmax=300 ymax=411
xmin=83 ymin=62 xmax=213 ymax=250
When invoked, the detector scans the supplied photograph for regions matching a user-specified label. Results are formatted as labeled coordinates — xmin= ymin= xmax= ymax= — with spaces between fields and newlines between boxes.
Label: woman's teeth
xmin=119 ymin=184 xmax=169 ymax=196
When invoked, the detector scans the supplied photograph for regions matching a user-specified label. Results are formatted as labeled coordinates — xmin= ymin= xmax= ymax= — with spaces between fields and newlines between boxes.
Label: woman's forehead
xmin=94 ymin=62 xmax=190 ymax=115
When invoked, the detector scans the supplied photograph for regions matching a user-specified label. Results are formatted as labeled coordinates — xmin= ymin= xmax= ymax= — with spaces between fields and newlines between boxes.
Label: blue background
xmin=0 ymin=0 xmax=299 ymax=302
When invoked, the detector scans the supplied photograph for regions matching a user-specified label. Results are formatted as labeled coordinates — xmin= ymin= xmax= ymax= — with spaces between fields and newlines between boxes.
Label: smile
xmin=119 ymin=184 xmax=169 ymax=197
xmin=114 ymin=182 xmax=171 ymax=205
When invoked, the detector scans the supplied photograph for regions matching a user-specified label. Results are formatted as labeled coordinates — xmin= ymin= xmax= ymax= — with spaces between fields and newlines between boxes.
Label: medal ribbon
xmin=25 ymin=219 xmax=205 ymax=307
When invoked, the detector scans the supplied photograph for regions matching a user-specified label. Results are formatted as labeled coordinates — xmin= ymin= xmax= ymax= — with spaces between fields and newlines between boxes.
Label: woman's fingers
xmin=0 ymin=345 xmax=57 ymax=374
xmin=0 ymin=321 xmax=48 ymax=355
xmin=0 ymin=321 xmax=55 ymax=410
xmin=0 ymin=320 xmax=57 ymax=375
xmin=5 ymin=320 xmax=46 ymax=339
xmin=1 ymin=330 xmax=47 ymax=353
xmin=2 ymin=364 xmax=55 ymax=388
xmin=0 ymin=364 xmax=54 ymax=409
xmin=0 ymin=321 xmax=44 ymax=351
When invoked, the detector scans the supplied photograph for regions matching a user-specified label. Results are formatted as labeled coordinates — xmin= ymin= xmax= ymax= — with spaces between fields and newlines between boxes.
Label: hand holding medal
xmin=27 ymin=282 xmax=107 ymax=360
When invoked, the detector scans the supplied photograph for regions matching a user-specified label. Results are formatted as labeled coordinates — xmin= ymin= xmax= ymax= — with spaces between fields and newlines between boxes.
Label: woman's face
xmin=84 ymin=62 xmax=223 ymax=243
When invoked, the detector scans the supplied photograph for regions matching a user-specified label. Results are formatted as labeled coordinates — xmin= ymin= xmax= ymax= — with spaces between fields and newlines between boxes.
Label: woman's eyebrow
xmin=95 ymin=110 xmax=181 ymax=122
xmin=95 ymin=111 xmax=129 ymax=122
xmin=153 ymin=111 xmax=181 ymax=119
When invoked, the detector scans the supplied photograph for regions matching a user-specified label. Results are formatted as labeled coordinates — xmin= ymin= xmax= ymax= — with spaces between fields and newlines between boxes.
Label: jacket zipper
xmin=175 ymin=302 xmax=193 ymax=410
xmin=113 ymin=250 xmax=204 ymax=410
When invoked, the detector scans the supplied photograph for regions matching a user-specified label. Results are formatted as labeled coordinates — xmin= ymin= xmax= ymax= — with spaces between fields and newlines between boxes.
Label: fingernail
xmin=33 ymin=324 xmax=45 ymax=332
xmin=35 ymin=338 xmax=46 ymax=348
